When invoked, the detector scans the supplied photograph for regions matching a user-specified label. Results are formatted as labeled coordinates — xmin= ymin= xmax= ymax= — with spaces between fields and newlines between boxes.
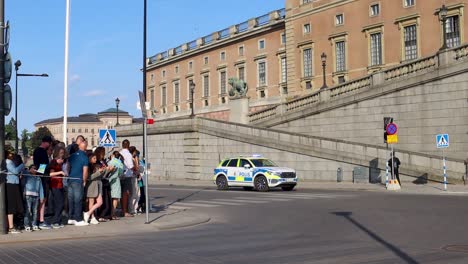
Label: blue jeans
xmin=67 ymin=181 xmax=83 ymax=222
xmin=24 ymin=195 xmax=39 ymax=227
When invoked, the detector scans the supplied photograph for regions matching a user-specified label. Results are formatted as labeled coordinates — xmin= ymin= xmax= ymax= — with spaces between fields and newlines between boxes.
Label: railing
xmin=248 ymin=106 xmax=277 ymax=123
xmin=148 ymin=9 xmax=285 ymax=65
xmin=330 ymin=76 xmax=372 ymax=98
xmin=384 ymin=55 xmax=437 ymax=81
xmin=286 ymin=92 xmax=320 ymax=111
xmin=256 ymin=14 xmax=270 ymax=26
xmin=187 ymin=40 xmax=197 ymax=51
xmin=237 ymin=21 xmax=249 ymax=33
xmin=219 ymin=28 xmax=230 ymax=39
xmin=202 ymin=35 xmax=213 ymax=45
xmin=174 ymin=46 xmax=183 ymax=55
xmin=454 ymin=43 xmax=468 ymax=60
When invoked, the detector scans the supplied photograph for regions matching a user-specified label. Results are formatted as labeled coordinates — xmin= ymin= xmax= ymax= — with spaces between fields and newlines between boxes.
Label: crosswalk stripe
xmin=190 ymin=200 xmax=240 ymax=206
xmin=168 ymin=205 xmax=192 ymax=210
xmin=174 ymin=202 xmax=219 ymax=208
xmin=214 ymin=199 xmax=268 ymax=204
xmin=234 ymin=196 xmax=291 ymax=202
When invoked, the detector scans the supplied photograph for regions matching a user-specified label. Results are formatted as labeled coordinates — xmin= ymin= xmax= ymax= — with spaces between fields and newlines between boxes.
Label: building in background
xmin=34 ymin=108 xmax=134 ymax=147
xmin=147 ymin=0 xmax=466 ymax=120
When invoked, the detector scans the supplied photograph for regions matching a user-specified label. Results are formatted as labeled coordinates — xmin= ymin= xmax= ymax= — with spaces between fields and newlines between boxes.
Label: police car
xmin=213 ymin=155 xmax=298 ymax=192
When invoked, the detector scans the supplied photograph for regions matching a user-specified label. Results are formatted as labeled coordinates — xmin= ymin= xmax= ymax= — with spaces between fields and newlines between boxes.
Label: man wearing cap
xmin=33 ymin=135 xmax=53 ymax=229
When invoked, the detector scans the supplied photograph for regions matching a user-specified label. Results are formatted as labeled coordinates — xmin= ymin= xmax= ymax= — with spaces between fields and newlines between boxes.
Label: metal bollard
xmin=337 ymin=167 xmax=343 ymax=182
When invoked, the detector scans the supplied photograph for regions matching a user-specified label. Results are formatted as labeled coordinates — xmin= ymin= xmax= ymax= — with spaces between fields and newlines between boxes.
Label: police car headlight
xmin=271 ymin=179 xmax=278 ymax=184
xmin=270 ymin=171 xmax=281 ymax=177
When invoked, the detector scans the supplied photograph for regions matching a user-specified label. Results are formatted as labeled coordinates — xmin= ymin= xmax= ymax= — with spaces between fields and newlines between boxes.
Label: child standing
xmin=23 ymin=165 xmax=44 ymax=232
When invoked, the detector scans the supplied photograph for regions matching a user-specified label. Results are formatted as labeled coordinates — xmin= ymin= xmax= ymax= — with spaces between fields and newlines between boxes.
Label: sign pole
xmin=391 ymin=145 xmax=395 ymax=182
xmin=144 ymin=119 xmax=149 ymax=224
xmin=443 ymin=148 xmax=447 ymax=191
xmin=385 ymin=149 xmax=389 ymax=187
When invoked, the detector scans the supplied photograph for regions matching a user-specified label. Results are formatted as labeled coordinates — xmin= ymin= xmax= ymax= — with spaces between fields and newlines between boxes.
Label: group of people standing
xmin=4 ymin=135 xmax=145 ymax=234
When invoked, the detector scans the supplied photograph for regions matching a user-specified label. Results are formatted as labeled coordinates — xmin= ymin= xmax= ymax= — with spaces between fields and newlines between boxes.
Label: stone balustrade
xmin=385 ymin=55 xmax=438 ymax=81
xmin=329 ymin=76 xmax=372 ymax=98
xmin=286 ymin=92 xmax=320 ymax=110
xmin=148 ymin=8 xmax=286 ymax=65
xmin=454 ymin=43 xmax=468 ymax=60
xmin=248 ymin=105 xmax=277 ymax=123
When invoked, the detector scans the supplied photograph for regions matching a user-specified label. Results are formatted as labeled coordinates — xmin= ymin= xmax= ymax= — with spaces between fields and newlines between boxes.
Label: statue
xmin=228 ymin=77 xmax=248 ymax=98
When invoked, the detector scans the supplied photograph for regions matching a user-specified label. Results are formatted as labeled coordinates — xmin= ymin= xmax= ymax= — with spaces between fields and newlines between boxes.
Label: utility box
xmin=353 ymin=167 xmax=369 ymax=183
xmin=337 ymin=167 xmax=343 ymax=182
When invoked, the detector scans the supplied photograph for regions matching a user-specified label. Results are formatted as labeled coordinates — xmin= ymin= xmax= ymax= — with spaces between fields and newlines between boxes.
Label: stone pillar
xmin=196 ymin=38 xmax=203 ymax=47
xmin=248 ymin=18 xmax=258 ymax=29
xmin=230 ymin=25 xmax=238 ymax=35
xmin=229 ymin=97 xmax=250 ymax=124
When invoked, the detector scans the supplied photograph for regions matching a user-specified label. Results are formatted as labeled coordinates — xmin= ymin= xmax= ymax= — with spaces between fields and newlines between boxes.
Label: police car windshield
xmin=250 ymin=159 xmax=277 ymax=167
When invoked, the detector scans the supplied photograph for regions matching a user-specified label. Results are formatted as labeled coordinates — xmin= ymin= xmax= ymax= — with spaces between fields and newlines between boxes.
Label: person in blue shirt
xmin=5 ymin=150 xmax=25 ymax=234
xmin=67 ymin=140 xmax=89 ymax=226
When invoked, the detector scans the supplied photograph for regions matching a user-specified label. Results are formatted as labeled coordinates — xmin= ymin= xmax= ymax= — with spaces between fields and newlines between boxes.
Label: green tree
xmin=5 ymin=117 xmax=17 ymax=140
xmin=30 ymin=127 xmax=53 ymax=150
xmin=21 ymin=129 xmax=31 ymax=157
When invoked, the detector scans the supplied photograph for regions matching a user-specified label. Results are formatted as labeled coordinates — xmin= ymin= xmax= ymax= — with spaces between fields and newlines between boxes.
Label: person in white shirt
xmin=119 ymin=139 xmax=134 ymax=217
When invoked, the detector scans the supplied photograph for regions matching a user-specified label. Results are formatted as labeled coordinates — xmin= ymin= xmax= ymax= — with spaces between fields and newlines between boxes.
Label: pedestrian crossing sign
xmin=99 ymin=129 xmax=116 ymax=147
xmin=436 ymin=134 xmax=449 ymax=148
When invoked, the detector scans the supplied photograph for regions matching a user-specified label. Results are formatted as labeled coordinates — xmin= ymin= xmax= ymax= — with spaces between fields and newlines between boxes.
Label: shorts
xmin=6 ymin=183 xmax=24 ymax=215
xmin=121 ymin=178 xmax=133 ymax=194
xmin=41 ymin=177 xmax=50 ymax=200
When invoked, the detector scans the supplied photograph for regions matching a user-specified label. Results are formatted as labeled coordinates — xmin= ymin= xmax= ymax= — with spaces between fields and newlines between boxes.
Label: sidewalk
xmin=0 ymin=208 xmax=210 ymax=243
xmin=153 ymin=179 xmax=468 ymax=196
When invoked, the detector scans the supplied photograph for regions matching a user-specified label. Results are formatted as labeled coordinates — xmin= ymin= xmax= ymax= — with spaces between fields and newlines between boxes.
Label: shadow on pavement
xmin=146 ymin=188 xmax=209 ymax=224
xmin=332 ymin=211 xmax=418 ymax=264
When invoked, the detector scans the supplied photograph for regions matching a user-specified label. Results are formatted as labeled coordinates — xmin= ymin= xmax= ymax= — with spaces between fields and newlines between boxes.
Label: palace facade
xmin=147 ymin=0 xmax=466 ymax=120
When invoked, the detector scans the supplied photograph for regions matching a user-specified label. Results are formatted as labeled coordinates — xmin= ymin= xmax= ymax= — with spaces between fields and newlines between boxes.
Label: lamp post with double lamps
xmin=189 ymin=80 xmax=195 ymax=118
xmin=320 ymin=52 xmax=328 ymax=89
xmin=438 ymin=5 xmax=449 ymax=51
xmin=115 ymin=97 xmax=120 ymax=126
xmin=14 ymin=60 xmax=49 ymax=153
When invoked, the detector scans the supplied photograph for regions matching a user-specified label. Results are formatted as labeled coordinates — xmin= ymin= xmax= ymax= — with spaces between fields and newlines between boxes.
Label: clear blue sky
xmin=8 ymin=0 xmax=285 ymax=134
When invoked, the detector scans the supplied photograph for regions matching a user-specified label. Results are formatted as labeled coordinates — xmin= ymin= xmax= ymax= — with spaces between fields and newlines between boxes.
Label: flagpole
xmin=63 ymin=0 xmax=71 ymax=143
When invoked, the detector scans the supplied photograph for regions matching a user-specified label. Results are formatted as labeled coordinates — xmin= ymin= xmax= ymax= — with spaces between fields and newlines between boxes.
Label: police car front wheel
xmin=254 ymin=176 xmax=269 ymax=192
xmin=216 ymin=175 xmax=229 ymax=190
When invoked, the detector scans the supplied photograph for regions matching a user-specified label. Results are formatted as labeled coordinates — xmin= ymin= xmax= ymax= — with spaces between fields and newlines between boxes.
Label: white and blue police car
xmin=213 ymin=155 xmax=298 ymax=192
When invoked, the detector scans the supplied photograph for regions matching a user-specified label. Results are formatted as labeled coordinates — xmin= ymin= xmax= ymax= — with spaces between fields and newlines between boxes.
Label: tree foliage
xmin=21 ymin=129 xmax=31 ymax=157
xmin=30 ymin=127 xmax=53 ymax=150
xmin=5 ymin=118 xmax=16 ymax=140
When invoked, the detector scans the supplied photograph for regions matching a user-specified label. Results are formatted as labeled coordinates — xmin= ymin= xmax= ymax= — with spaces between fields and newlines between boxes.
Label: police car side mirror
xmin=244 ymin=164 xmax=251 ymax=169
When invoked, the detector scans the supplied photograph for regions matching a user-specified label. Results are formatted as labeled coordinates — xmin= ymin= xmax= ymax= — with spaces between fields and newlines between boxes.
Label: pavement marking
xmin=168 ymin=205 xmax=192 ymax=210
xmin=234 ymin=196 xmax=292 ymax=202
xmin=174 ymin=202 xmax=219 ymax=208
xmin=190 ymin=200 xmax=241 ymax=206
xmin=214 ymin=198 xmax=269 ymax=204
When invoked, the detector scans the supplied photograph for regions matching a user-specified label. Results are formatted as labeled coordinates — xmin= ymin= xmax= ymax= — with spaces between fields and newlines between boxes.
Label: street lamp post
xmin=439 ymin=4 xmax=448 ymax=51
xmin=189 ymin=80 xmax=195 ymax=118
xmin=14 ymin=60 xmax=49 ymax=153
xmin=115 ymin=97 xmax=120 ymax=126
xmin=320 ymin=52 xmax=328 ymax=89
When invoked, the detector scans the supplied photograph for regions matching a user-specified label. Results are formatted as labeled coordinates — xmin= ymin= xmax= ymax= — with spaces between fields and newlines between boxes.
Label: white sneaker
xmin=90 ymin=218 xmax=99 ymax=225
xmin=83 ymin=212 xmax=90 ymax=223
xmin=67 ymin=220 xmax=76 ymax=225
xmin=74 ymin=221 xmax=89 ymax=227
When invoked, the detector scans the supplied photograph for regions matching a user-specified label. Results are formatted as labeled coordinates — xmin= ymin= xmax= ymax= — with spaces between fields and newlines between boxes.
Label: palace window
xmin=370 ymin=4 xmax=380 ymax=16
xmin=404 ymin=25 xmax=417 ymax=60
xmin=203 ymin=75 xmax=209 ymax=97
xmin=303 ymin=24 xmax=311 ymax=34
xmin=258 ymin=40 xmax=265 ymax=50
xmin=174 ymin=82 xmax=180 ymax=104
xmin=161 ymin=86 xmax=167 ymax=106
xmin=303 ymin=48 xmax=312 ymax=78
xmin=370 ymin=32 xmax=382 ymax=66
xmin=404 ymin=0 xmax=414 ymax=7
xmin=335 ymin=14 xmax=344 ymax=25
xmin=220 ymin=71 xmax=227 ymax=95
xmin=335 ymin=41 xmax=346 ymax=72
xmin=258 ymin=61 xmax=266 ymax=86
xmin=238 ymin=66 xmax=245 ymax=81
xmin=446 ymin=16 xmax=460 ymax=48
xmin=281 ymin=57 xmax=287 ymax=83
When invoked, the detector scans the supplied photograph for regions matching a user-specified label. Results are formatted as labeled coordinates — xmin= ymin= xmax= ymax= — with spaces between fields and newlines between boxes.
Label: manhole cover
xmin=443 ymin=245 xmax=468 ymax=253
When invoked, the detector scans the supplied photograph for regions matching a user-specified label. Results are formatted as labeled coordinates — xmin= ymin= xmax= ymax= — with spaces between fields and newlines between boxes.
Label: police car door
xmin=239 ymin=159 xmax=254 ymax=186
xmin=226 ymin=159 xmax=240 ymax=185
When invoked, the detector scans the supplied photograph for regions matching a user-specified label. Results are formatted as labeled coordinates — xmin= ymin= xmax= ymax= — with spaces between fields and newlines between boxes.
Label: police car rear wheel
xmin=216 ymin=175 xmax=229 ymax=190
xmin=254 ymin=176 xmax=269 ymax=192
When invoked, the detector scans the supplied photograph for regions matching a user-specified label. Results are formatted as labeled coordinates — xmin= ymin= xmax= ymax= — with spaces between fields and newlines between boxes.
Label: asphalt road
xmin=1 ymin=185 xmax=468 ymax=263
